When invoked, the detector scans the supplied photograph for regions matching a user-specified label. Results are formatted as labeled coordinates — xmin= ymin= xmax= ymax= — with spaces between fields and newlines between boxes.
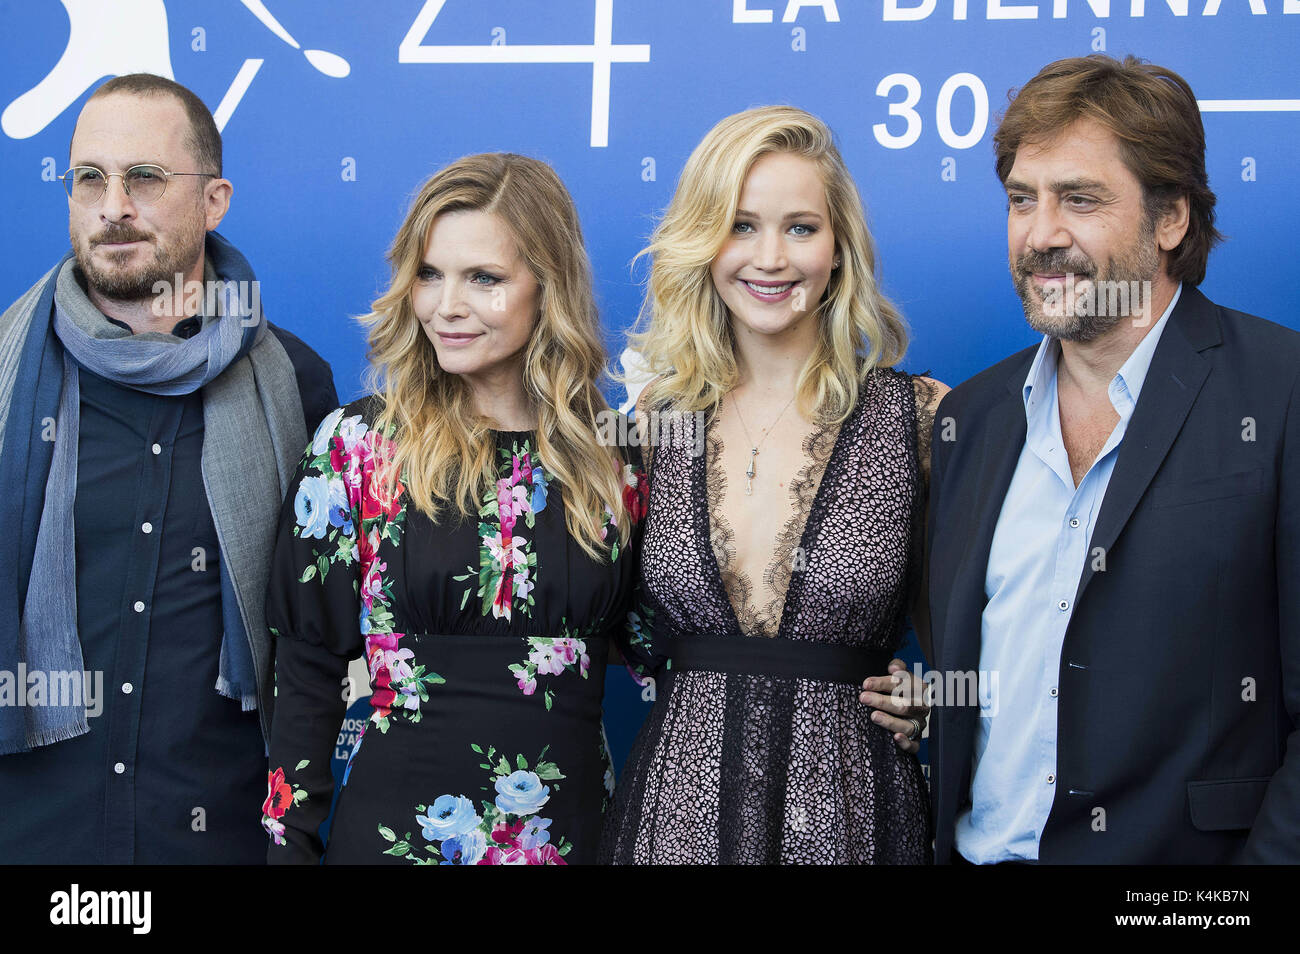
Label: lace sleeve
xmin=910 ymin=374 xmax=950 ymax=488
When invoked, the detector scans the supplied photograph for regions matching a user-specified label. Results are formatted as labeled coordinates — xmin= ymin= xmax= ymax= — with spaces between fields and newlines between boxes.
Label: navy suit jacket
xmin=926 ymin=285 xmax=1300 ymax=864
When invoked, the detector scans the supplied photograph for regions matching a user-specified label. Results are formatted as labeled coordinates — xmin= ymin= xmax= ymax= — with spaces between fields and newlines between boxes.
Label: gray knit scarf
xmin=0 ymin=239 xmax=306 ymax=754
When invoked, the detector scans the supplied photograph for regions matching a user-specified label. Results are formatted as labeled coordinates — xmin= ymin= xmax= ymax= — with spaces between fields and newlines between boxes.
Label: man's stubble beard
xmin=1011 ymin=216 xmax=1160 ymax=344
xmin=72 ymin=212 xmax=206 ymax=303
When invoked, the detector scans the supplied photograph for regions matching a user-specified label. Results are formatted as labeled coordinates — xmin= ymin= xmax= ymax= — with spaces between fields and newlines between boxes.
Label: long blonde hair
xmin=630 ymin=105 xmax=908 ymax=423
xmin=360 ymin=153 xmax=630 ymax=558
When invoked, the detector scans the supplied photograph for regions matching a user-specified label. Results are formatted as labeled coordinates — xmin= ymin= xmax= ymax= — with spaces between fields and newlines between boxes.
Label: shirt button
xmin=151 ymin=443 xmax=162 ymax=455
xmin=1069 ymin=517 xmax=1080 ymax=528
xmin=133 ymin=601 xmax=145 ymax=613
xmin=141 ymin=522 xmax=153 ymax=534
xmin=122 ymin=682 xmax=133 ymax=695
xmin=114 ymin=762 xmax=126 ymax=775
xmin=1046 ymin=774 xmax=1056 ymax=784
xmin=1050 ymin=687 xmax=1058 ymax=697
xmin=1058 ymin=600 xmax=1069 ymax=612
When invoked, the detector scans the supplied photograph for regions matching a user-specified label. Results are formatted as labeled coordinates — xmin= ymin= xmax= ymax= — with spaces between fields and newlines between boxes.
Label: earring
xmin=832 ymin=258 xmax=841 ymax=270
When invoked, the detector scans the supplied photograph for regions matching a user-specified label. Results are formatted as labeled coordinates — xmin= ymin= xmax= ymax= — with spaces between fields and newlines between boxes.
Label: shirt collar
xmin=1022 ymin=282 xmax=1183 ymax=419
xmin=104 ymin=314 xmax=203 ymax=339
xmin=100 ymin=257 xmax=221 ymax=340
xmin=1113 ymin=282 xmax=1181 ymax=404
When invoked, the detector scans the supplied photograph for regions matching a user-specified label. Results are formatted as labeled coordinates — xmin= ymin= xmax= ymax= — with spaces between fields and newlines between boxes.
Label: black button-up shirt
xmin=0 ymin=315 xmax=266 ymax=863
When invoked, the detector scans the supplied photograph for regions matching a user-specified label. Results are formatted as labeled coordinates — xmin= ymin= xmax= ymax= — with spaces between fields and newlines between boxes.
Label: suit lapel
xmin=947 ymin=369 xmax=1030 ymax=671
xmin=936 ymin=364 xmax=1029 ymax=832
xmin=1074 ymin=287 xmax=1222 ymax=604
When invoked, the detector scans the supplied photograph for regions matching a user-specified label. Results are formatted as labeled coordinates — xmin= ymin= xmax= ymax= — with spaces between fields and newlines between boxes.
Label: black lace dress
xmin=602 ymin=367 xmax=934 ymax=864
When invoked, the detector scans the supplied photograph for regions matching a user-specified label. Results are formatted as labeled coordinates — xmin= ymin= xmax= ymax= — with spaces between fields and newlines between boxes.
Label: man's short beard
xmin=1014 ymin=266 xmax=1125 ymax=343
xmin=1011 ymin=216 xmax=1160 ymax=343
xmin=73 ymin=224 xmax=205 ymax=303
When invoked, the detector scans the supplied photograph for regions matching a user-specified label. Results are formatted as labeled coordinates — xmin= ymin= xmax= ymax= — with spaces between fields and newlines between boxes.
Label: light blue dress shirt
xmin=953 ymin=284 xmax=1182 ymax=863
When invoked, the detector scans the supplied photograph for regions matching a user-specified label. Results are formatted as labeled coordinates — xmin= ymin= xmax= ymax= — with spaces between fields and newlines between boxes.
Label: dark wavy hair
xmin=993 ymin=54 xmax=1222 ymax=286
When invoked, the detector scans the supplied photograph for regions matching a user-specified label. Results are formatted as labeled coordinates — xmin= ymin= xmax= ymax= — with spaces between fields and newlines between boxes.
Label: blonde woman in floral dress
xmin=261 ymin=154 xmax=646 ymax=865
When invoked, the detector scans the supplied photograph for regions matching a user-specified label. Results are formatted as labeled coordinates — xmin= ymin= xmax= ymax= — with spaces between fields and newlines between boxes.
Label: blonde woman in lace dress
xmin=602 ymin=107 xmax=947 ymax=864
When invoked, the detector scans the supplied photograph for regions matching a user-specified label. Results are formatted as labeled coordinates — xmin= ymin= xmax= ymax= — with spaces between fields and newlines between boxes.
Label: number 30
xmin=873 ymin=72 xmax=989 ymax=150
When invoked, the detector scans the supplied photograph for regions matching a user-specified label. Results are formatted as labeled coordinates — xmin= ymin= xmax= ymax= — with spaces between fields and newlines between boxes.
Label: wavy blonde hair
xmin=359 ymin=153 xmax=630 ymax=559
xmin=630 ymin=105 xmax=908 ymax=424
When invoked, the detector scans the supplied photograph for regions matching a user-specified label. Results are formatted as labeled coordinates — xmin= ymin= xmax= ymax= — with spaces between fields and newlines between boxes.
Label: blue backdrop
xmin=3 ymin=0 xmax=1297 ymax=770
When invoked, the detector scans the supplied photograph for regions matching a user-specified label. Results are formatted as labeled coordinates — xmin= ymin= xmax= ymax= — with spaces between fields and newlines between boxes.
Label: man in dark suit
xmin=926 ymin=54 xmax=1299 ymax=864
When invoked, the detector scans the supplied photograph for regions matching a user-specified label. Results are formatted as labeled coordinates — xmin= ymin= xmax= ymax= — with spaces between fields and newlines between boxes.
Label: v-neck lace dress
xmin=601 ymin=367 xmax=933 ymax=864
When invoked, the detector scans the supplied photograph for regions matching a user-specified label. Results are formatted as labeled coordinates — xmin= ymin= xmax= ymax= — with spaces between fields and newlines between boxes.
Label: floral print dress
xmin=263 ymin=397 xmax=645 ymax=865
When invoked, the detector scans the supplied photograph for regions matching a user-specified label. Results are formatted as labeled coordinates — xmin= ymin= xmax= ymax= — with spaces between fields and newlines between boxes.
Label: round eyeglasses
xmin=59 ymin=164 xmax=217 ymax=205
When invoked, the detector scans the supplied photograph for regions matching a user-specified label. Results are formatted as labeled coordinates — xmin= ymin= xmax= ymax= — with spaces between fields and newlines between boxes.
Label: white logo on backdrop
xmin=399 ymin=0 xmax=650 ymax=147
xmin=1 ymin=0 xmax=350 ymax=140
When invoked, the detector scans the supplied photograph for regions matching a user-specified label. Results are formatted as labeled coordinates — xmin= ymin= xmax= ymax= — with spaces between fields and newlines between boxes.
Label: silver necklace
xmin=731 ymin=390 xmax=797 ymax=496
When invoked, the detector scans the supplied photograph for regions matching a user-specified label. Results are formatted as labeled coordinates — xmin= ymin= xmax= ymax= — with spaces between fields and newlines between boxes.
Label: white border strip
xmin=1198 ymin=100 xmax=1300 ymax=112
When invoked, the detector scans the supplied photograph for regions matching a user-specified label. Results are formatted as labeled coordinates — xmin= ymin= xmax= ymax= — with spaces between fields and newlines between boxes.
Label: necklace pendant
xmin=729 ymin=392 xmax=795 ymax=500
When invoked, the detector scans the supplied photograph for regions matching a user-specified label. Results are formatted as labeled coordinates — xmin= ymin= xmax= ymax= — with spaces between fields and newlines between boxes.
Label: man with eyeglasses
xmin=0 ymin=74 xmax=337 ymax=863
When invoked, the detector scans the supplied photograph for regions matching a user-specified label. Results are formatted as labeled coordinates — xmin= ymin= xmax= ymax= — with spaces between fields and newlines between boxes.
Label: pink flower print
xmin=527 ymin=843 xmax=567 ymax=865
xmin=553 ymin=638 xmax=578 ymax=666
xmin=485 ymin=527 xmax=526 ymax=620
xmin=491 ymin=570 xmax=513 ymax=620
xmin=336 ymin=414 xmax=368 ymax=453
xmin=366 ymin=634 xmax=413 ymax=682
xmin=540 ymin=843 xmax=567 ymax=864
xmin=485 ymin=532 xmax=526 ymax=573
xmin=388 ymin=648 xmax=416 ymax=684
xmin=366 ymin=631 xmax=400 ymax=659
xmin=368 ymin=660 xmax=395 ymax=719
xmin=361 ymin=471 xmax=403 ymax=521
xmin=365 ymin=632 xmax=413 ymax=721
xmin=528 ymin=643 xmax=564 ymax=677
xmin=342 ymin=450 xmax=364 ymax=497
xmin=264 ymin=817 xmax=287 ymax=846
xmin=514 ymin=451 xmax=532 ymax=486
xmin=358 ymin=526 xmax=380 ymax=570
xmin=516 ymin=671 xmax=537 ymax=695
xmin=480 ymin=846 xmax=530 ymax=865
xmin=347 ymin=432 xmax=376 ymax=485
xmin=511 ymin=483 xmax=530 ymax=517
xmin=497 ymin=478 xmax=518 ymax=534
xmin=355 ymin=433 xmax=404 ymax=521
xmin=489 ymin=818 xmax=526 ymax=846
xmin=512 ymin=565 xmax=535 ymax=601
xmin=361 ymin=558 xmax=387 ymax=611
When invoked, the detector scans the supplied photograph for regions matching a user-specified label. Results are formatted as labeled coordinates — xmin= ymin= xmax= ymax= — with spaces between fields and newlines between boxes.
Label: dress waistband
xmin=666 ymin=635 xmax=891 ymax=685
